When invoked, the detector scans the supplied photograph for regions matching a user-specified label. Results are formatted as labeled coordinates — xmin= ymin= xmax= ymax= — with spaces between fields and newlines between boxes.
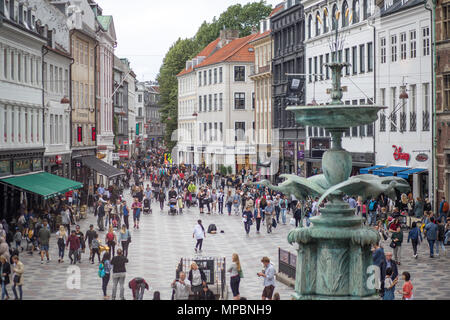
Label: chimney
xmin=218 ymin=29 xmax=239 ymax=48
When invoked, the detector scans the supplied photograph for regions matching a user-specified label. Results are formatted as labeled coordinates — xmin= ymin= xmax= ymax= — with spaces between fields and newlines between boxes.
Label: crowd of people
xmin=1 ymin=147 xmax=450 ymax=300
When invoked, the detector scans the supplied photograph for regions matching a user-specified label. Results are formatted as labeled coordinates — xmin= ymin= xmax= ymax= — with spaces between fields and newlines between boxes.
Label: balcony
xmin=250 ymin=64 xmax=271 ymax=77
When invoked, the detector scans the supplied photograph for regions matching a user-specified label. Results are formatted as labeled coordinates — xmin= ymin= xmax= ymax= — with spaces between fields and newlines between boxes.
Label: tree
xmin=158 ymin=1 xmax=272 ymax=149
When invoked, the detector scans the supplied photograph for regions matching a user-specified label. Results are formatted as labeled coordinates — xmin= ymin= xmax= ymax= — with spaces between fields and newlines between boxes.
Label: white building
xmin=29 ymin=0 xmax=72 ymax=178
xmin=366 ymin=0 xmax=432 ymax=199
xmin=177 ymin=31 xmax=258 ymax=174
xmin=0 ymin=0 xmax=46 ymax=178
xmin=303 ymin=0 xmax=377 ymax=176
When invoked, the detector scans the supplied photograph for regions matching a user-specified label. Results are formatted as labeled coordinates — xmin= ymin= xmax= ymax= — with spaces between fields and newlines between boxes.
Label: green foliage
xmin=157 ymin=1 xmax=272 ymax=148
xmin=219 ymin=164 xmax=228 ymax=176
xmin=227 ymin=166 xmax=233 ymax=175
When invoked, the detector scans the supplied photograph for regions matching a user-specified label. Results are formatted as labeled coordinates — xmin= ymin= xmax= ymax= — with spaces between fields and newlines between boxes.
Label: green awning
xmin=0 ymin=172 xmax=83 ymax=200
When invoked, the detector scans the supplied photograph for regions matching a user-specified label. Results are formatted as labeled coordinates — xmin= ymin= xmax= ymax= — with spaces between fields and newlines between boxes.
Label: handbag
xmin=389 ymin=241 xmax=397 ymax=249
xmin=238 ymin=269 xmax=244 ymax=279
xmin=272 ymin=219 xmax=277 ymax=228
xmin=13 ymin=275 xmax=21 ymax=283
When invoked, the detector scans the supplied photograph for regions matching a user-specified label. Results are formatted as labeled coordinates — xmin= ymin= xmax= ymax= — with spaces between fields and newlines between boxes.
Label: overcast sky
xmin=98 ymin=0 xmax=280 ymax=82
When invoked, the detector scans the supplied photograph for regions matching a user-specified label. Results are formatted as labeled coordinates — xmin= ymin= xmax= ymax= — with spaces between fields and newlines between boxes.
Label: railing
xmin=278 ymin=248 xmax=296 ymax=280
xmin=399 ymin=112 xmax=407 ymax=133
xmin=175 ymin=256 xmax=227 ymax=300
xmin=423 ymin=110 xmax=430 ymax=131
xmin=390 ymin=113 xmax=397 ymax=132
xmin=410 ymin=112 xmax=416 ymax=131
xmin=380 ymin=113 xmax=386 ymax=132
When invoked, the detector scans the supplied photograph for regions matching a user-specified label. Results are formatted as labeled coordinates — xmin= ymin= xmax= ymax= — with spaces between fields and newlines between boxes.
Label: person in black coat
xmin=198 ymin=284 xmax=216 ymax=300
xmin=0 ymin=255 xmax=11 ymax=300
xmin=379 ymin=251 xmax=398 ymax=298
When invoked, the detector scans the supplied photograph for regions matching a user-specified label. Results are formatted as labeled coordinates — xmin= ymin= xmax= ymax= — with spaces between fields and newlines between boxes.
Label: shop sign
xmin=55 ymin=155 xmax=62 ymax=165
xmin=13 ymin=159 xmax=31 ymax=174
xmin=112 ymin=153 xmax=120 ymax=161
xmin=392 ymin=145 xmax=410 ymax=165
xmin=118 ymin=150 xmax=129 ymax=158
xmin=123 ymin=140 xmax=128 ymax=145
xmin=416 ymin=153 xmax=428 ymax=162
xmin=33 ymin=159 xmax=43 ymax=171
xmin=0 ymin=160 xmax=11 ymax=176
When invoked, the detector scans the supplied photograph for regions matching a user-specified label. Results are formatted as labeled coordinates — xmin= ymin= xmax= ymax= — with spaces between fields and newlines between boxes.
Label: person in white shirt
xmin=171 ymin=272 xmax=191 ymax=300
xmin=193 ymin=220 xmax=206 ymax=253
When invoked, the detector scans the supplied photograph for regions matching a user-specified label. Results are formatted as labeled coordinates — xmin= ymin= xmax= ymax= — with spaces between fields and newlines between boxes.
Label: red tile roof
xmin=177 ymin=38 xmax=220 ymax=77
xmin=250 ymin=30 xmax=271 ymax=43
xmin=270 ymin=2 xmax=285 ymax=17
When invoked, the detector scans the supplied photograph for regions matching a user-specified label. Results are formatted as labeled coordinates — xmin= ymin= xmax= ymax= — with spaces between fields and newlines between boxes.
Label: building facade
xmin=303 ymin=0 xmax=377 ymax=177
xmin=0 ymin=0 xmax=47 ymax=220
xmin=271 ymin=0 xmax=307 ymax=176
xmin=436 ymin=0 xmax=450 ymax=207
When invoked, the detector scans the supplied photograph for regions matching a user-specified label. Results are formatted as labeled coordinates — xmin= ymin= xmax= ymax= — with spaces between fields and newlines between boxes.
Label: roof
xmin=198 ymin=33 xmax=257 ymax=67
xmin=97 ymin=16 xmax=112 ymax=31
xmin=269 ymin=3 xmax=285 ymax=17
xmin=379 ymin=0 xmax=425 ymax=17
xmin=250 ymin=30 xmax=271 ymax=43
xmin=177 ymin=38 xmax=221 ymax=77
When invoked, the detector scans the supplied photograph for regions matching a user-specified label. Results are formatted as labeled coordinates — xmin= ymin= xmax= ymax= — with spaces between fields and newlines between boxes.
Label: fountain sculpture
xmin=261 ymin=9 xmax=411 ymax=299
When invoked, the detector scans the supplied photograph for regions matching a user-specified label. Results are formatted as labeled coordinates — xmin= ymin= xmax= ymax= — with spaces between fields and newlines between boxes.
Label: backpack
xmin=98 ymin=263 xmax=106 ymax=278
xmin=207 ymin=224 xmax=217 ymax=233
xmin=280 ymin=200 xmax=286 ymax=209
xmin=369 ymin=201 xmax=376 ymax=211
xmin=443 ymin=201 xmax=449 ymax=213
xmin=106 ymin=232 xmax=114 ymax=242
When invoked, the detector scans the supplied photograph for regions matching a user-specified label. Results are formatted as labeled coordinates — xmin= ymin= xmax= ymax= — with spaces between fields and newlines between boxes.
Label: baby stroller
xmin=111 ymin=214 xmax=120 ymax=229
xmin=190 ymin=193 xmax=198 ymax=207
xmin=143 ymin=198 xmax=152 ymax=215
xmin=168 ymin=198 xmax=178 ymax=215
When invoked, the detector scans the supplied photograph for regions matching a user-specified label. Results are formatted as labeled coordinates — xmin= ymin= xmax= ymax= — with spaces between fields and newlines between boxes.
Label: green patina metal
xmin=260 ymin=12 xmax=412 ymax=299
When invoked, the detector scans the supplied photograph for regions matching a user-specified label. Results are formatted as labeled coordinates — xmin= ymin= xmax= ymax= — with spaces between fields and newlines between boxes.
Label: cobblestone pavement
xmin=11 ymin=183 xmax=450 ymax=300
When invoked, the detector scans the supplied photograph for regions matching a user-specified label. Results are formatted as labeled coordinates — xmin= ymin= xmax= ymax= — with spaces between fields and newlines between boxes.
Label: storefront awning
xmin=359 ymin=165 xmax=385 ymax=174
xmin=396 ymin=168 xmax=427 ymax=179
xmin=0 ymin=172 xmax=83 ymax=200
xmin=82 ymin=156 xmax=125 ymax=178
xmin=371 ymin=166 xmax=410 ymax=177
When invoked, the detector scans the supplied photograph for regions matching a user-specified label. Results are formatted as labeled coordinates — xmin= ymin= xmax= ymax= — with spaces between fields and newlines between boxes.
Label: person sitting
xmin=198 ymin=284 xmax=215 ymax=300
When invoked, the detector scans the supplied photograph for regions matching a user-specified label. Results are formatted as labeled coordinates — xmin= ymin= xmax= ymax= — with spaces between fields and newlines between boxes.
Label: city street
xmin=17 ymin=184 xmax=450 ymax=300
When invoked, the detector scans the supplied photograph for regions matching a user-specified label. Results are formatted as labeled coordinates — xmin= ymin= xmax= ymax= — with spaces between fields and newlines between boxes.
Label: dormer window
xmin=5 ymin=0 xmax=11 ymax=20
xmin=18 ymin=3 xmax=23 ymax=24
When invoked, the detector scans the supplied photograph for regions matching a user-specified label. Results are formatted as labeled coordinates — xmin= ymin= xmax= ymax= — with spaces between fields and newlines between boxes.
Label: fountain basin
xmin=286 ymin=105 xmax=387 ymax=129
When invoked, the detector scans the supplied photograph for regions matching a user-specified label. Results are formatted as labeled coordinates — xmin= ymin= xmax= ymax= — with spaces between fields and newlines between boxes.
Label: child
xmin=398 ymin=271 xmax=413 ymax=300
xmin=13 ymin=228 xmax=23 ymax=252
xmin=383 ymin=267 xmax=397 ymax=300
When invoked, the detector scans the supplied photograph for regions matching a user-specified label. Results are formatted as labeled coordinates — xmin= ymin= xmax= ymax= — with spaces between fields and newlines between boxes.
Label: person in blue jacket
xmin=424 ymin=217 xmax=438 ymax=258
xmin=407 ymin=222 xmax=422 ymax=259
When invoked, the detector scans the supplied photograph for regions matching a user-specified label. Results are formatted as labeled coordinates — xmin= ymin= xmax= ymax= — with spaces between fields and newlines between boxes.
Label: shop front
xmin=305 ymin=137 xmax=330 ymax=176
xmin=44 ymin=153 xmax=71 ymax=179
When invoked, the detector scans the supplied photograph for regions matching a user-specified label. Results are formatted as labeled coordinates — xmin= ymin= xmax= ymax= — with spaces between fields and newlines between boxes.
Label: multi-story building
xmin=250 ymin=4 xmax=284 ymax=179
xmin=303 ymin=0 xmax=376 ymax=177
xmin=0 ymin=0 xmax=47 ymax=220
xmin=365 ymin=0 xmax=432 ymax=200
xmin=177 ymin=31 xmax=258 ymax=174
xmin=29 ymin=0 xmax=72 ymax=178
xmin=137 ymin=81 xmax=163 ymax=150
xmin=436 ymin=0 xmax=450 ymax=207
xmin=271 ymin=0 xmax=306 ymax=176
xmin=91 ymin=2 xmax=116 ymax=165
xmin=122 ymin=58 xmax=137 ymax=156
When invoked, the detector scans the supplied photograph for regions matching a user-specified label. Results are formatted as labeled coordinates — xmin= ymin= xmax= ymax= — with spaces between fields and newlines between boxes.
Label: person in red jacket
xmin=128 ymin=277 xmax=149 ymax=300
xmin=66 ymin=230 xmax=80 ymax=265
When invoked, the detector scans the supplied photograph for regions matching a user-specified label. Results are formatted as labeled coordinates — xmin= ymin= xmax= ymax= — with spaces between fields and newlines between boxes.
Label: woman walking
xmin=226 ymin=190 xmax=233 ymax=215
xmin=0 ymin=255 xmax=10 ymax=300
xmin=254 ymin=204 xmax=263 ymax=234
xmin=118 ymin=225 xmax=131 ymax=258
xmin=294 ymin=202 xmax=302 ymax=227
xmin=211 ymin=189 xmax=218 ymax=214
xmin=391 ymin=226 xmax=403 ymax=265
xmin=193 ymin=220 xmax=206 ymax=254
xmin=227 ymin=253 xmax=242 ymax=300
xmin=101 ymin=252 xmax=112 ymax=300
xmin=105 ymin=226 xmax=117 ymax=257
xmin=243 ymin=205 xmax=254 ymax=235
xmin=158 ymin=189 xmax=166 ymax=212
xmin=407 ymin=222 xmax=422 ymax=259
xmin=122 ymin=201 xmax=130 ymax=230
xmin=56 ymin=225 xmax=68 ymax=263
xmin=11 ymin=255 xmax=23 ymax=300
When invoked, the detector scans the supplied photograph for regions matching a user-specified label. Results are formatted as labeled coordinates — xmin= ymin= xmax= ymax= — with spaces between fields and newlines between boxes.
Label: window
xmin=203 ymin=71 xmax=207 ymax=86
xmin=352 ymin=46 xmax=357 ymax=74
xmin=17 ymin=53 xmax=21 ymax=82
xmin=214 ymin=68 xmax=217 ymax=84
xmin=209 ymin=123 xmax=212 ymax=141
xmin=314 ymin=56 xmax=318 ymax=81
xmin=367 ymin=42 xmax=373 ymax=72
xmin=219 ymin=93 xmax=223 ymax=110
xmin=234 ymin=93 xmax=245 ymax=110
xmin=50 ymin=65 xmax=54 ymax=92
xmin=400 ymin=32 xmax=407 ymax=60
xmin=10 ymin=50 xmax=14 ymax=79
xmin=410 ymin=30 xmax=416 ymax=58
xmin=208 ymin=94 xmax=212 ymax=111
xmin=323 ymin=9 xmax=328 ymax=33
xmin=422 ymin=27 xmax=430 ymax=56
xmin=235 ymin=122 xmax=245 ymax=141
xmin=332 ymin=5 xmax=338 ymax=30
xmin=345 ymin=48 xmax=350 ymax=75
xmin=423 ymin=83 xmax=430 ymax=130
xmin=444 ymin=5 xmax=450 ymax=40
xmin=214 ymin=94 xmax=217 ymax=111
xmin=208 ymin=69 xmax=212 ymax=85
xmin=444 ymin=76 xmax=450 ymax=110
xmin=308 ymin=15 xmax=312 ymax=38
xmin=59 ymin=68 xmax=63 ymax=93
xmin=198 ymin=72 xmax=201 ymax=86
xmin=391 ymin=87 xmax=397 ymax=131
xmin=138 ymin=94 xmax=142 ymax=103
xmin=363 ymin=0 xmax=369 ymax=19
xmin=325 ymin=53 xmax=330 ymax=79
xmin=203 ymin=95 xmax=207 ymax=112
xmin=308 ymin=58 xmax=312 ymax=82
xmin=315 ymin=11 xmax=320 ymax=36
xmin=220 ymin=122 xmax=223 ymax=141
xmin=199 ymin=96 xmax=202 ymax=112
xmin=359 ymin=125 xmax=365 ymax=137
xmin=219 ymin=67 xmax=223 ymax=83
xmin=367 ymin=123 xmax=373 ymax=136
xmin=234 ymin=66 xmax=245 ymax=81
xmin=380 ymin=37 xmax=386 ymax=64
xmin=214 ymin=122 xmax=218 ymax=141
xmin=391 ymin=34 xmax=397 ymax=62
xmin=352 ymin=127 xmax=358 ymax=137
xmin=353 ymin=0 xmax=360 ymax=23
xmin=319 ymin=55 xmax=324 ymax=80
xmin=410 ymin=84 xmax=417 ymax=131
xmin=342 ymin=1 xmax=349 ymax=27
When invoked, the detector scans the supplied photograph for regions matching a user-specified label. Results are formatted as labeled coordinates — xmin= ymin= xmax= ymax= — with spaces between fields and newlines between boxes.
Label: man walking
xmin=424 ymin=217 xmax=438 ymax=258
xmin=111 ymin=248 xmax=129 ymax=300
xmin=257 ymin=257 xmax=275 ymax=300
xmin=38 ymin=219 xmax=51 ymax=264
xmin=264 ymin=201 xmax=274 ymax=234
xmin=97 ymin=201 xmax=105 ymax=231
